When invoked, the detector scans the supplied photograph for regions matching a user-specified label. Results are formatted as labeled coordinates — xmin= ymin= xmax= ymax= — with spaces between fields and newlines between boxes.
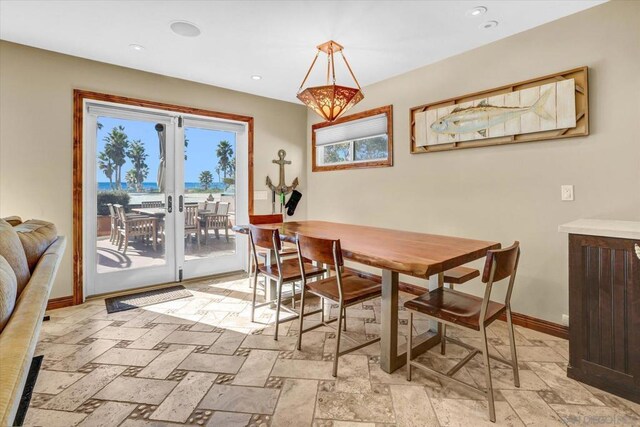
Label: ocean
xmin=97 ymin=182 xmax=226 ymax=191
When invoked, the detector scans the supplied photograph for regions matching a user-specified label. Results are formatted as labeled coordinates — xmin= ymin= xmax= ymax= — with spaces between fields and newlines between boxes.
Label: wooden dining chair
xmin=440 ymin=265 xmax=480 ymax=355
xmin=248 ymin=215 xmax=297 ymax=280
xmin=405 ymin=242 xmax=521 ymax=423
xmin=115 ymin=205 xmax=158 ymax=254
xmin=183 ymin=204 xmax=200 ymax=248
xmin=249 ymin=225 xmax=325 ymax=340
xmin=200 ymin=202 xmax=230 ymax=243
xmin=107 ymin=203 xmax=118 ymax=244
xmin=296 ymin=234 xmax=383 ymax=377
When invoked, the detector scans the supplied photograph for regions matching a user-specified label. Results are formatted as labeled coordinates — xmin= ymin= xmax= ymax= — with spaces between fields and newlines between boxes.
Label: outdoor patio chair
xmin=184 ymin=204 xmax=200 ymax=248
xmin=115 ymin=204 xmax=158 ymax=254
xmin=107 ymin=203 xmax=118 ymax=244
xmin=199 ymin=202 xmax=230 ymax=243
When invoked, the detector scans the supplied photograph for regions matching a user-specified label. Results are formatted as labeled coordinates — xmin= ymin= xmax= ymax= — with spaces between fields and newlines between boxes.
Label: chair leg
xmin=333 ymin=302 xmax=344 ymax=377
xmin=321 ymin=298 xmax=325 ymax=323
xmin=342 ymin=307 xmax=347 ymax=331
xmin=225 ymin=227 xmax=229 ymax=242
xmin=506 ymin=307 xmax=520 ymax=387
xmin=297 ymin=285 xmax=307 ymax=351
xmin=407 ymin=311 xmax=413 ymax=381
xmin=441 ymin=324 xmax=447 ymax=355
xmin=274 ymin=279 xmax=284 ymax=341
xmin=250 ymin=271 xmax=259 ymax=322
xmin=480 ymin=325 xmax=496 ymax=422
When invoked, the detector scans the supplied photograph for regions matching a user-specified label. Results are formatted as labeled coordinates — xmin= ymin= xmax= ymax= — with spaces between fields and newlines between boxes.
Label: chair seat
xmin=306 ymin=274 xmax=382 ymax=305
xmin=404 ymin=288 xmax=505 ymax=331
xmin=258 ymin=258 xmax=325 ymax=281
xmin=444 ymin=266 xmax=480 ymax=284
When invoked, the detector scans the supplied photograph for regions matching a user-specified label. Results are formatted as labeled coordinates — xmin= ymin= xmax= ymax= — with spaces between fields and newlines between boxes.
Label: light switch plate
xmin=561 ymin=185 xmax=574 ymax=201
xmin=253 ymin=190 xmax=268 ymax=201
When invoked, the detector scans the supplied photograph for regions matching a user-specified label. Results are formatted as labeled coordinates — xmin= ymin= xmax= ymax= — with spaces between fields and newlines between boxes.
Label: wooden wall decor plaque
xmin=410 ymin=67 xmax=589 ymax=154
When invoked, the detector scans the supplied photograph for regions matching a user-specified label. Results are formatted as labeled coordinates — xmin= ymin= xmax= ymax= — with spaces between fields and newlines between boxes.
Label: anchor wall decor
xmin=266 ymin=149 xmax=299 ymax=215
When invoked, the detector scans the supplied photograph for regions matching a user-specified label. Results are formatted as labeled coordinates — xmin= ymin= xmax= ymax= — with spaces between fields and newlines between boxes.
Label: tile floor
xmin=27 ymin=273 xmax=640 ymax=426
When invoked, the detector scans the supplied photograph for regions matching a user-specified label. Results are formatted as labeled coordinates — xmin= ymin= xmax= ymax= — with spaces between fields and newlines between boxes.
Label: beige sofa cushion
xmin=14 ymin=220 xmax=58 ymax=272
xmin=2 ymin=216 xmax=22 ymax=227
xmin=0 ymin=256 xmax=17 ymax=333
xmin=0 ymin=219 xmax=30 ymax=294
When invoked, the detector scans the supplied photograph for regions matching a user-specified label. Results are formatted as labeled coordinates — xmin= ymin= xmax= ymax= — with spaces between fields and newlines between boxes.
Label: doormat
xmin=105 ymin=285 xmax=192 ymax=314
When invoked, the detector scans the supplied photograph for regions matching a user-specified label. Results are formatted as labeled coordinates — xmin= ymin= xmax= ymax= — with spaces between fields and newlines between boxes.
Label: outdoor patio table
xmin=233 ymin=220 xmax=499 ymax=373
xmin=131 ymin=207 xmax=165 ymax=245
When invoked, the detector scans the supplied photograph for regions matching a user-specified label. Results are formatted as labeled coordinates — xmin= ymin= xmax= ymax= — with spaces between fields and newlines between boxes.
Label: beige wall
xmin=0 ymin=41 xmax=308 ymax=298
xmin=306 ymin=1 xmax=640 ymax=323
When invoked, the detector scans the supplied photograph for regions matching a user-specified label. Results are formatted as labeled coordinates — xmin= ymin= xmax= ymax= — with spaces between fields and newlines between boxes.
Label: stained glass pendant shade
xmin=297 ymin=41 xmax=364 ymax=122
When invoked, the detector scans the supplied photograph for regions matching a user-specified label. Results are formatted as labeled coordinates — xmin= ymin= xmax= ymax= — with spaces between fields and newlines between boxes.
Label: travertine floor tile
xmin=271 ymin=359 xmax=335 ymax=380
xmin=527 ymin=362 xmax=604 ymax=405
xmin=495 ymin=345 xmax=565 ymax=362
xmin=33 ymin=370 xmax=85 ymax=395
xmin=53 ymin=320 xmax=113 ymax=344
xmin=206 ymin=330 xmax=245 ymax=354
xmin=242 ymin=333 xmax=297 ymax=350
xmin=34 ymin=342 xmax=84 ymax=361
xmin=77 ymin=401 xmax=136 ymax=427
xmin=315 ymin=391 xmax=395 ymax=423
xmin=233 ymin=349 xmax=278 ymax=386
xmin=138 ymin=344 xmax=196 ymax=379
xmin=178 ymin=352 xmax=244 ymax=374
xmin=50 ymin=339 xmax=118 ymax=371
xmin=42 ymin=365 xmax=125 ymax=411
xmin=91 ymin=325 xmax=150 ymax=341
xmin=163 ymin=330 xmax=220 ymax=346
xmin=94 ymin=376 xmax=177 ymax=405
xmin=502 ymin=390 xmax=565 ymax=426
xmin=206 ymin=411 xmax=252 ymax=426
xmin=272 ymin=379 xmax=318 ymax=426
xmin=92 ymin=348 xmax=161 ymax=366
xmin=430 ymin=397 xmax=524 ymax=426
xmin=150 ymin=372 xmax=217 ymax=423
xmin=23 ymin=408 xmax=87 ymax=426
xmin=550 ymin=403 xmax=640 ymax=426
xmin=127 ymin=324 xmax=179 ymax=350
xmin=390 ymin=384 xmax=439 ymax=427
xmin=199 ymin=384 xmax=280 ymax=414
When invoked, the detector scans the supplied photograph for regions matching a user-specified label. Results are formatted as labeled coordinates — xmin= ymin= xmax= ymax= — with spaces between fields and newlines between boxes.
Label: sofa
xmin=0 ymin=217 xmax=66 ymax=426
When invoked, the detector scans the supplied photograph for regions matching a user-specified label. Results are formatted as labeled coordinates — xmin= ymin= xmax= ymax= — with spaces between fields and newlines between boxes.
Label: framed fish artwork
xmin=410 ymin=67 xmax=589 ymax=153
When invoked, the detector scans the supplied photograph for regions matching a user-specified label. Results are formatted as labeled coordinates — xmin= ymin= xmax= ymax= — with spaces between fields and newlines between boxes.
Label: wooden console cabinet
xmin=561 ymin=220 xmax=640 ymax=403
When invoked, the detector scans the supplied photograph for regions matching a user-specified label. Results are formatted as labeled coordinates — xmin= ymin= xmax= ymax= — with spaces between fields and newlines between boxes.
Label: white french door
xmin=84 ymin=100 xmax=248 ymax=297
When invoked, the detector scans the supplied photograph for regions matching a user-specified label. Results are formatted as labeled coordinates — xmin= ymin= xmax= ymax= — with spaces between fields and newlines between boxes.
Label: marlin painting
xmin=431 ymin=89 xmax=554 ymax=138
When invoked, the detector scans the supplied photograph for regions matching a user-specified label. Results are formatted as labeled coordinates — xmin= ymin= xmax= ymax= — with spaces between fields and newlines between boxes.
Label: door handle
xmin=179 ymin=195 xmax=184 ymax=212
xmin=167 ymin=196 xmax=173 ymax=213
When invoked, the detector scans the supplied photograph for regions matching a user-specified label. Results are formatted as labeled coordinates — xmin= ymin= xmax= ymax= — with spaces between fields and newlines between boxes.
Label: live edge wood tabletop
xmin=235 ymin=220 xmax=500 ymax=373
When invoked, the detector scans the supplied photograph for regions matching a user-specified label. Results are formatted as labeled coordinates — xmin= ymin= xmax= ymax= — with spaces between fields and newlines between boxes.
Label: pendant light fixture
xmin=297 ymin=40 xmax=364 ymax=122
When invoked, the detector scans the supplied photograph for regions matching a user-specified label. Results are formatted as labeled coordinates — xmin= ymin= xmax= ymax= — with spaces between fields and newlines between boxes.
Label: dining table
xmin=233 ymin=220 xmax=500 ymax=373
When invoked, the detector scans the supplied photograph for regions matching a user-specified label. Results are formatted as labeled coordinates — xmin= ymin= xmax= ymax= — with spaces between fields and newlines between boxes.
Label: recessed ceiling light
xmin=467 ymin=6 xmax=487 ymax=17
xmin=170 ymin=21 xmax=201 ymax=37
xmin=251 ymin=75 xmax=262 ymax=81
xmin=129 ymin=44 xmax=145 ymax=51
xmin=479 ymin=20 xmax=498 ymax=29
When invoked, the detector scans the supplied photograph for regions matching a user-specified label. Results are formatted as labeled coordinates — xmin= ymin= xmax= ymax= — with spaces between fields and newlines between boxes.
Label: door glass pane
xmin=183 ymin=127 xmax=236 ymax=260
xmin=96 ymin=117 xmax=167 ymax=273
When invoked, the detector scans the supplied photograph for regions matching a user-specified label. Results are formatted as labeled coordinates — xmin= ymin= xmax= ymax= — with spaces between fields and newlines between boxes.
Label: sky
xmin=96 ymin=116 xmax=236 ymax=183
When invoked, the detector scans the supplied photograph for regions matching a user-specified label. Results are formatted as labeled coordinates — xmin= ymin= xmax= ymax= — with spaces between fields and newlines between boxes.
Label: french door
xmin=83 ymin=100 xmax=248 ymax=297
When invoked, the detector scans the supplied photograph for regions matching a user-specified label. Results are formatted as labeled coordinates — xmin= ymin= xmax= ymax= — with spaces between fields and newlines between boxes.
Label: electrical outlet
xmin=561 ymin=185 xmax=574 ymax=201
xmin=562 ymin=314 xmax=569 ymax=326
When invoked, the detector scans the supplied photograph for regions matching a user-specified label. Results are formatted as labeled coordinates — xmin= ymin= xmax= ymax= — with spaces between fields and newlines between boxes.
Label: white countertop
xmin=559 ymin=219 xmax=640 ymax=240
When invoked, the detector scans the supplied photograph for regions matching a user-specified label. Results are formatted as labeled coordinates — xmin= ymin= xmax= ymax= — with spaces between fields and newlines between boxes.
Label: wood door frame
xmin=73 ymin=89 xmax=254 ymax=305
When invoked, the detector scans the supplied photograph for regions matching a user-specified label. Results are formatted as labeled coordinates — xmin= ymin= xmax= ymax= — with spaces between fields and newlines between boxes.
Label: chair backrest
xmin=296 ymin=234 xmax=343 ymax=267
xmin=184 ymin=205 xmax=198 ymax=226
xmin=482 ymin=241 xmax=520 ymax=284
xmin=107 ymin=203 xmax=116 ymax=218
xmin=248 ymin=225 xmax=281 ymax=252
xmin=480 ymin=241 xmax=520 ymax=316
xmin=249 ymin=214 xmax=283 ymax=225
xmin=114 ymin=204 xmax=126 ymax=223
xmin=217 ymin=202 xmax=230 ymax=215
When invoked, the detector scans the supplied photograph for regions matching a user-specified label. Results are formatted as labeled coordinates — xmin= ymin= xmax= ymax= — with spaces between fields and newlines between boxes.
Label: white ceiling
xmin=0 ymin=0 xmax=606 ymax=104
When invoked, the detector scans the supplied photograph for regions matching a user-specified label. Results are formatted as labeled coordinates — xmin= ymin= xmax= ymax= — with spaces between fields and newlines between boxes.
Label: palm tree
xmin=103 ymin=126 xmax=129 ymax=190
xmin=215 ymin=140 xmax=233 ymax=179
xmin=126 ymin=140 xmax=149 ymax=192
xmin=97 ymin=151 xmax=115 ymax=189
xmin=215 ymin=166 xmax=221 ymax=183
xmin=199 ymin=171 xmax=213 ymax=190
